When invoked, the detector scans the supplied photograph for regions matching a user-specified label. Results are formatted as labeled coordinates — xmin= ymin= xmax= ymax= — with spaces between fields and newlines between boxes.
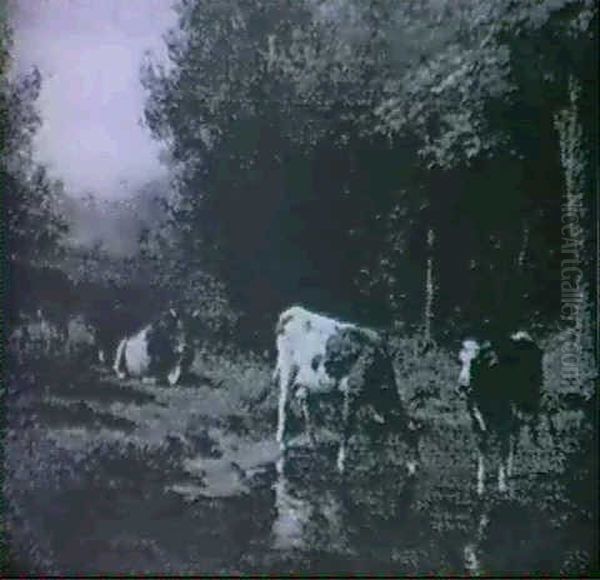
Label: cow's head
xmin=457 ymin=339 xmax=480 ymax=395
xmin=458 ymin=337 xmax=501 ymax=396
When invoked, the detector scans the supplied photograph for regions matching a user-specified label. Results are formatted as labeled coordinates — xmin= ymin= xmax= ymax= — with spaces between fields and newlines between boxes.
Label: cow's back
xmin=275 ymin=306 xmax=355 ymax=387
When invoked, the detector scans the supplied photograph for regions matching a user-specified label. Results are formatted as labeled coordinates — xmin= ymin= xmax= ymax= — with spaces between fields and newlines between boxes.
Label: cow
xmin=457 ymin=330 xmax=554 ymax=496
xmin=113 ymin=308 xmax=193 ymax=386
xmin=274 ymin=305 xmax=421 ymax=475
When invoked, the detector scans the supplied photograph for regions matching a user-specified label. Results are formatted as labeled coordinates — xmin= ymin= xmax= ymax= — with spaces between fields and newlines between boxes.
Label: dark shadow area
xmin=30 ymin=400 xmax=136 ymax=433
xmin=49 ymin=378 xmax=157 ymax=406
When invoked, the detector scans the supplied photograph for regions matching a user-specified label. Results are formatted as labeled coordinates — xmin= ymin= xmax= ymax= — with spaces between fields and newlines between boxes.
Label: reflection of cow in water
xmin=272 ymin=472 xmax=349 ymax=553
xmin=113 ymin=309 xmax=193 ymax=386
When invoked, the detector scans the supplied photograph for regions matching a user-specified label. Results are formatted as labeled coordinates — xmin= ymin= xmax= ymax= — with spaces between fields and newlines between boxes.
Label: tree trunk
xmin=517 ymin=220 xmax=530 ymax=270
xmin=423 ymin=227 xmax=435 ymax=345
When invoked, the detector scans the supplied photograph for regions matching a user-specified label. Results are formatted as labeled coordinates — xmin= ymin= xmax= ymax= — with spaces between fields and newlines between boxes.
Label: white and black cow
xmin=113 ymin=309 xmax=193 ymax=386
xmin=458 ymin=330 xmax=553 ymax=496
xmin=274 ymin=305 xmax=420 ymax=474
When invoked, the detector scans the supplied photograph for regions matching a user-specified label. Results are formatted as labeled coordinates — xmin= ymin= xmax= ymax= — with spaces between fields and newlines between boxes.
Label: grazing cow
xmin=113 ymin=308 xmax=193 ymax=385
xmin=458 ymin=330 xmax=552 ymax=496
xmin=274 ymin=305 xmax=420 ymax=474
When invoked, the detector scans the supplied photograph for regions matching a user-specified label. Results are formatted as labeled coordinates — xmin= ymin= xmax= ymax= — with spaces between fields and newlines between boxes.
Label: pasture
xmin=3 ymin=335 xmax=596 ymax=576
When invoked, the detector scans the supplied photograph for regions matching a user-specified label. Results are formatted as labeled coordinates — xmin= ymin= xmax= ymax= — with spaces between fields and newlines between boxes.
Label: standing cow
xmin=274 ymin=305 xmax=421 ymax=474
xmin=113 ymin=308 xmax=193 ymax=386
xmin=458 ymin=330 xmax=554 ymax=496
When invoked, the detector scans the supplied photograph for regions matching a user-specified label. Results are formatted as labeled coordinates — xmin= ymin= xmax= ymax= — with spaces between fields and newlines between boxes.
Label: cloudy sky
xmin=11 ymin=0 xmax=177 ymax=199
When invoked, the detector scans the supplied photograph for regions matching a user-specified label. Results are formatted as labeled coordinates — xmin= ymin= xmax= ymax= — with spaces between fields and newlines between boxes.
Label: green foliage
xmin=137 ymin=221 xmax=240 ymax=340
xmin=1 ymin=24 xmax=67 ymax=264
xmin=371 ymin=0 xmax=597 ymax=168
xmin=142 ymin=0 xmax=597 ymax=338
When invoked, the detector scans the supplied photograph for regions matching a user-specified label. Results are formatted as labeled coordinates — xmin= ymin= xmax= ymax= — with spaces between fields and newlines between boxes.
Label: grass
xmin=3 ymin=330 xmax=597 ymax=575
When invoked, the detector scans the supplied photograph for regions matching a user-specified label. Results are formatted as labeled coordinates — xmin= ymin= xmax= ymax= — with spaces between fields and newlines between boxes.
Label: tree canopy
xmin=142 ymin=0 xmax=597 ymax=342
xmin=2 ymin=21 xmax=68 ymax=265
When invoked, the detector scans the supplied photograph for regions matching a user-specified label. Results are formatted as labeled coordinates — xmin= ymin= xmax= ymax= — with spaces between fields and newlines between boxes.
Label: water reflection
xmin=270 ymin=446 xmax=422 ymax=564
xmin=463 ymin=506 xmax=489 ymax=576
xmin=272 ymin=470 xmax=350 ymax=554
xmin=268 ymin=449 xmax=581 ymax=575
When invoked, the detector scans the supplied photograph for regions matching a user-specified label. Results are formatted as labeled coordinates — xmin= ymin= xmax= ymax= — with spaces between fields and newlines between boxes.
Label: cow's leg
xmin=498 ymin=435 xmax=512 ymax=493
xmin=276 ymin=364 xmax=298 ymax=476
xmin=477 ymin=450 xmax=486 ymax=496
xmin=113 ymin=338 xmax=128 ymax=379
xmin=337 ymin=378 xmax=354 ymax=474
xmin=276 ymin=368 xmax=287 ymax=448
xmin=471 ymin=404 xmax=487 ymax=496
xmin=507 ymin=428 xmax=519 ymax=479
xmin=167 ymin=363 xmax=182 ymax=386
xmin=276 ymin=364 xmax=296 ymax=450
xmin=405 ymin=418 xmax=421 ymax=476
xmin=299 ymin=390 xmax=316 ymax=448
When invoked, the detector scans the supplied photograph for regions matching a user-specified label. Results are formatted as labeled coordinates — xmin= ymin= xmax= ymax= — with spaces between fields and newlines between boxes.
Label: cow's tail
xmin=113 ymin=338 xmax=128 ymax=379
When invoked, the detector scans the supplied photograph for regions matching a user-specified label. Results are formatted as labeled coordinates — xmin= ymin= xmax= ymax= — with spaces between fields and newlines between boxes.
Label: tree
xmin=143 ymin=0 xmax=596 ymax=341
xmin=1 ymin=20 xmax=67 ymax=265
xmin=363 ymin=0 xmax=597 ymax=335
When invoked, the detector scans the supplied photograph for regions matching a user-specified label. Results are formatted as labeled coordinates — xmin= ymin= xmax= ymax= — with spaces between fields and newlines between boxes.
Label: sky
xmin=11 ymin=0 xmax=177 ymax=199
